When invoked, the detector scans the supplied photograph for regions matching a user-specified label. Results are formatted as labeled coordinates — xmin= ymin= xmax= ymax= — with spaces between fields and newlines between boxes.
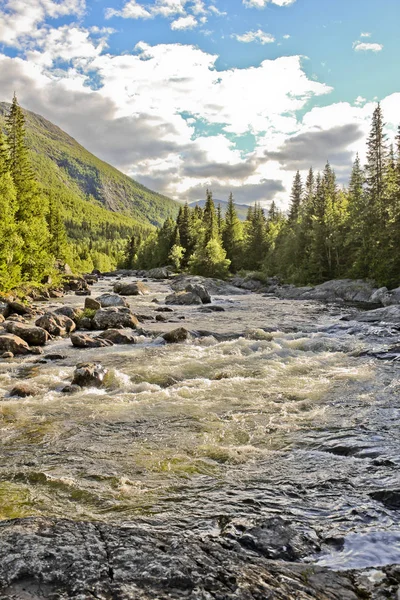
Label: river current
xmin=0 ymin=276 xmax=399 ymax=571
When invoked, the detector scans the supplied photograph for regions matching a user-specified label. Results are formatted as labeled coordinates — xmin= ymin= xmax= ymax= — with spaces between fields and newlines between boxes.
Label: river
xmin=1 ymin=275 xmax=400 ymax=577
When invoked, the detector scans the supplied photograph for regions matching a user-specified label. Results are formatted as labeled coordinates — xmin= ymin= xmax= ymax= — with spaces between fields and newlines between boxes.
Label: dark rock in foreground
xmin=162 ymin=327 xmax=190 ymax=343
xmin=0 ymin=517 xmax=398 ymax=599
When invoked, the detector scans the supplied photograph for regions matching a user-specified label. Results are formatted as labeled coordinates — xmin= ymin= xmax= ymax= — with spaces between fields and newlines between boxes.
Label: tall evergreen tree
xmin=6 ymin=94 xmax=51 ymax=280
xmin=222 ymin=193 xmax=243 ymax=272
xmin=288 ymin=171 xmax=303 ymax=224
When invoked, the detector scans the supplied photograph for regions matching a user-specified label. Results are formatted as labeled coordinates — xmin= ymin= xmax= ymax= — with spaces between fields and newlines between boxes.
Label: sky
xmin=0 ymin=0 xmax=399 ymax=209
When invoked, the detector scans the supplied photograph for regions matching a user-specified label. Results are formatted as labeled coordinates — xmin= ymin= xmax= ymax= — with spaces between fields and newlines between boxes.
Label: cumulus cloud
xmin=243 ymin=0 xmax=296 ymax=7
xmin=360 ymin=32 xmax=371 ymax=38
xmin=353 ymin=41 xmax=383 ymax=52
xmin=0 ymin=0 xmax=85 ymax=45
xmin=233 ymin=30 xmax=275 ymax=44
xmin=171 ymin=15 xmax=197 ymax=29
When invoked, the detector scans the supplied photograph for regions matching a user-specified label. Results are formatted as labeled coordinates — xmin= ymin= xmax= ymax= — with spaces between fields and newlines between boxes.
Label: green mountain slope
xmin=0 ymin=103 xmax=179 ymax=230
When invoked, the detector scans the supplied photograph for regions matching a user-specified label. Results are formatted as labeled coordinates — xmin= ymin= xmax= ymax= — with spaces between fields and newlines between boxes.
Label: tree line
xmin=125 ymin=105 xmax=400 ymax=288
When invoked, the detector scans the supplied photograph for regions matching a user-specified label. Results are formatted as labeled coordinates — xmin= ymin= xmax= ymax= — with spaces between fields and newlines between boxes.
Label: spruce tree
xmin=222 ymin=193 xmax=243 ymax=272
xmin=288 ymin=171 xmax=303 ymax=224
xmin=6 ymin=94 xmax=51 ymax=281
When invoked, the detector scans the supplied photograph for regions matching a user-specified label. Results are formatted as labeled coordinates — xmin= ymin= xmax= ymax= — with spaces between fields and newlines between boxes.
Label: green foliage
xmin=189 ymin=238 xmax=230 ymax=279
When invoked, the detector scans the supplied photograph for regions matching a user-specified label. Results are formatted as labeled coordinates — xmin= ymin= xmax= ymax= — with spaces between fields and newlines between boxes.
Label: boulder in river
xmin=185 ymin=283 xmax=211 ymax=304
xmin=35 ymin=313 xmax=76 ymax=337
xmin=72 ymin=362 xmax=108 ymax=387
xmin=165 ymin=291 xmax=203 ymax=306
xmin=92 ymin=307 xmax=139 ymax=330
xmin=97 ymin=329 xmax=138 ymax=344
xmin=54 ymin=306 xmax=83 ymax=323
xmin=301 ymin=279 xmax=378 ymax=304
xmin=70 ymin=333 xmax=113 ymax=349
xmin=3 ymin=322 xmax=49 ymax=346
xmin=162 ymin=327 xmax=190 ymax=343
xmin=147 ymin=267 xmax=171 ymax=279
xmin=381 ymin=286 xmax=400 ymax=306
xmin=10 ymin=382 xmax=39 ymax=398
xmin=113 ymin=281 xmax=149 ymax=295
xmin=84 ymin=297 xmax=101 ymax=311
xmin=0 ymin=301 xmax=10 ymax=318
xmin=8 ymin=301 xmax=33 ymax=316
xmin=0 ymin=333 xmax=30 ymax=355
xmin=96 ymin=293 xmax=128 ymax=308
xmin=355 ymin=305 xmax=400 ymax=323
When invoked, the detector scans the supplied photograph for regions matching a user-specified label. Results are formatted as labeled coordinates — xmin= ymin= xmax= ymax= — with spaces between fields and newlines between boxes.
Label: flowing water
xmin=0 ymin=276 xmax=400 ymax=571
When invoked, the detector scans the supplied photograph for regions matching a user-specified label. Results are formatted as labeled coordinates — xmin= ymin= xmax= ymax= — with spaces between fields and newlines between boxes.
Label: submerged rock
xmin=70 ymin=333 xmax=113 ymax=349
xmin=113 ymin=281 xmax=149 ymax=295
xmin=84 ymin=297 xmax=101 ymax=310
xmin=3 ymin=322 xmax=49 ymax=346
xmin=162 ymin=327 xmax=190 ymax=343
xmin=9 ymin=383 xmax=39 ymax=398
xmin=72 ymin=363 xmax=108 ymax=387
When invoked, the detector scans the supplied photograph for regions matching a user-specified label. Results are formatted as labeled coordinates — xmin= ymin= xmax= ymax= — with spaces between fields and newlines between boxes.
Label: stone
xmin=61 ymin=384 xmax=81 ymax=394
xmin=0 ymin=301 xmax=10 ymax=318
xmin=1 ymin=352 xmax=13 ymax=359
xmin=185 ymin=283 xmax=211 ymax=304
xmin=96 ymin=293 xmax=128 ymax=308
xmin=162 ymin=327 xmax=190 ymax=343
xmin=92 ymin=307 xmax=139 ymax=330
xmin=75 ymin=290 xmax=91 ymax=296
xmin=44 ymin=353 xmax=66 ymax=361
xmin=147 ymin=267 xmax=171 ymax=279
xmin=370 ymin=287 xmax=388 ymax=305
xmin=9 ymin=383 xmax=39 ymax=398
xmin=49 ymin=289 xmax=64 ymax=299
xmin=35 ymin=313 xmax=76 ymax=337
xmin=355 ymin=305 xmax=400 ymax=323
xmin=70 ymin=333 xmax=113 ymax=349
xmin=301 ymin=279 xmax=378 ymax=304
xmin=62 ymin=276 xmax=88 ymax=292
xmin=0 ymin=315 xmax=4 ymax=324
xmin=78 ymin=317 xmax=94 ymax=330
xmin=8 ymin=301 xmax=33 ymax=316
xmin=54 ymin=306 xmax=83 ymax=322
xmin=165 ymin=291 xmax=203 ymax=306
xmin=72 ymin=363 xmax=108 ymax=387
xmin=85 ymin=297 xmax=101 ymax=310
xmin=113 ymin=281 xmax=150 ymax=295
xmin=198 ymin=305 xmax=225 ymax=312
xmin=97 ymin=329 xmax=138 ymax=344
xmin=155 ymin=307 xmax=173 ymax=312
xmin=0 ymin=334 xmax=30 ymax=355
xmin=3 ymin=322 xmax=49 ymax=346
xmin=155 ymin=314 xmax=167 ymax=322
xmin=381 ymin=286 xmax=400 ymax=306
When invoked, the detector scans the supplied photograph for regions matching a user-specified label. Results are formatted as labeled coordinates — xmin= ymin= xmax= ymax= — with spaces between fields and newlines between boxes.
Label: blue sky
xmin=0 ymin=0 xmax=399 ymax=206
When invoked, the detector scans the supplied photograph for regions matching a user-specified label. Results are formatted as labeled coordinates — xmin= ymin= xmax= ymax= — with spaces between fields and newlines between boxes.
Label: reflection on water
xmin=0 ymin=277 xmax=399 ymax=569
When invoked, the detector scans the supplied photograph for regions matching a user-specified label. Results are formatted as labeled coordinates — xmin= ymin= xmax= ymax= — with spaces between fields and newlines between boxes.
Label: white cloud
xmin=0 ymin=0 xmax=85 ymax=45
xmin=105 ymin=1 xmax=152 ymax=19
xmin=283 ymin=34 xmax=291 ymax=39
xmin=353 ymin=41 xmax=383 ymax=52
xmin=170 ymin=15 xmax=197 ymax=29
xmin=243 ymin=0 xmax=296 ymax=8
xmin=360 ymin=32 xmax=371 ymax=37
xmin=233 ymin=29 xmax=275 ymax=45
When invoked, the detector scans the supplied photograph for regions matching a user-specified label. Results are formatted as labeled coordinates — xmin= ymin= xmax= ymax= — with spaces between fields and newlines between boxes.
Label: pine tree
xmin=6 ymin=94 xmax=51 ymax=281
xmin=47 ymin=193 xmax=68 ymax=260
xmin=244 ymin=203 xmax=268 ymax=270
xmin=222 ymin=193 xmax=243 ymax=272
xmin=203 ymin=189 xmax=219 ymax=242
xmin=288 ymin=171 xmax=303 ymax=224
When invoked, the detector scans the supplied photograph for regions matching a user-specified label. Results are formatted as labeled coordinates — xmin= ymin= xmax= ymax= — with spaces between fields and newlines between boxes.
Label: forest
xmin=127 ymin=105 xmax=400 ymax=289
xmin=0 ymin=99 xmax=399 ymax=292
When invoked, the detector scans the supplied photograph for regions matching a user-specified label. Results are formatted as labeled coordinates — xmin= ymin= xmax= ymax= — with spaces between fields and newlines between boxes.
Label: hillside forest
xmin=0 ymin=98 xmax=399 ymax=292
xmin=128 ymin=104 xmax=400 ymax=289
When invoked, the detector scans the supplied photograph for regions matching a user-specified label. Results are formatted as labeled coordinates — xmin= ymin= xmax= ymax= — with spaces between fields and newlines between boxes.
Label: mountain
xmin=189 ymin=199 xmax=252 ymax=221
xmin=0 ymin=103 xmax=179 ymax=231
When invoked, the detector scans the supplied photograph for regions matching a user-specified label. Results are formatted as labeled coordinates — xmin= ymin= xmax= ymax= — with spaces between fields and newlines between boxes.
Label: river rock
xmin=198 ymin=305 xmax=226 ymax=312
xmin=97 ymin=329 xmax=138 ymax=344
xmin=9 ymin=382 xmax=39 ymax=398
xmin=165 ymin=291 xmax=203 ymax=305
xmin=62 ymin=276 xmax=88 ymax=292
xmin=92 ymin=307 xmax=139 ymax=330
xmin=35 ymin=313 xmax=76 ymax=337
xmin=185 ymin=283 xmax=211 ymax=304
xmin=1 ymin=351 xmax=13 ymax=359
xmin=171 ymin=275 xmax=247 ymax=296
xmin=355 ymin=305 xmax=400 ymax=323
xmin=0 ymin=301 xmax=9 ymax=318
xmin=0 ymin=333 xmax=30 ymax=355
xmin=302 ymin=279 xmax=378 ymax=304
xmin=0 ymin=516 xmax=396 ymax=600
xmin=72 ymin=363 xmax=108 ymax=387
xmin=70 ymin=333 xmax=113 ymax=348
xmin=3 ymin=322 xmax=49 ymax=346
xmin=8 ymin=301 xmax=33 ymax=316
xmin=147 ymin=266 xmax=171 ymax=279
xmin=54 ymin=306 xmax=83 ymax=322
xmin=162 ymin=327 xmax=190 ymax=343
xmin=381 ymin=286 xmax=400 ymax=306
xmin=49 ymin=289 xmax=64 ymax=299
xmin=113 ymin=281 xmax=149 ymax=295
xmin=96 ymin=293 xmax=128 ymax=308
xmin=85 ymin=297 xmax=101 ymax=310
xmin=155 ymin=314 xmax=167 ymax=322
